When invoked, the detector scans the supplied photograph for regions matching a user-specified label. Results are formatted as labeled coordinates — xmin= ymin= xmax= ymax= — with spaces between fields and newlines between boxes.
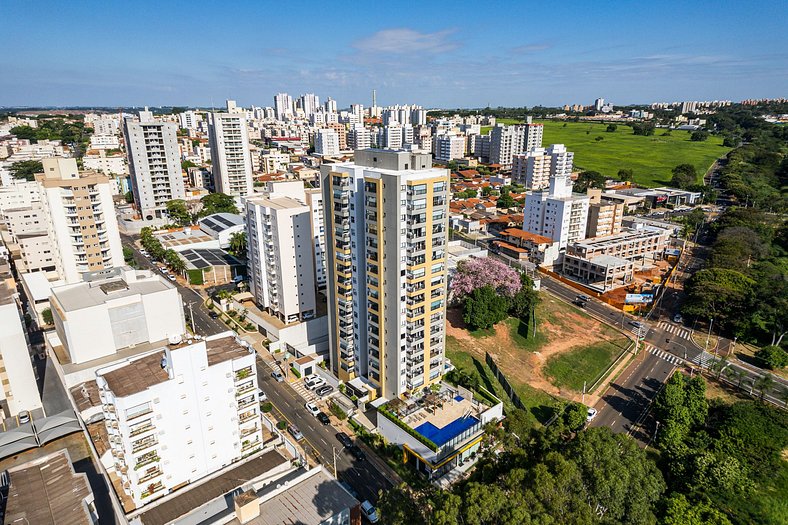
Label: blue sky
xmin=3 ymin=0 xmax=786 ymax=108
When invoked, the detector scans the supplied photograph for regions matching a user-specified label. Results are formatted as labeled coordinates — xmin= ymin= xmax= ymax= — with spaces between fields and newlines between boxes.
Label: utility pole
xmin=188 ymin=302 xmax=196 ymax=335
xmin=705 ymin=318 xmax=714 ymax=353
xmin=332 ymin=446 xmax=339 ymax=478
xmin=582 ymin=381 xmax=586 ymax=404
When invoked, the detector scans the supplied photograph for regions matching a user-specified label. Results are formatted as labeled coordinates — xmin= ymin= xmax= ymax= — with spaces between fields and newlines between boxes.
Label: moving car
xmin=673 ymin=313 xmax=683 ymax=323
xmin=271 ymin=370 xmax=285 ymax=382
xmin=287 ymin=424 xmax=304 ymax=441
xmin=316 ymin=412 xmax=330 ymax=425
xmin=573 ymin=298 xmax=587 ymax=308
xmin=586 ymin=407 xmax=598 ymax=423
xmin=576 ymin=294 xmax=591 ymax=303
xmin=629 ymin=321 xmax=645 ymax=329
xmin=315 ymin=385 xmax=334 ymax=397
xmin=305 ymin=402 xmax=320 ymax=417
xmin=360 ymin=501 xmax=379 ymax=524
xmin=336 ymin=432 xmax=353 ymax=448
xmin=209 ymin=311 xmax=219 ymax=319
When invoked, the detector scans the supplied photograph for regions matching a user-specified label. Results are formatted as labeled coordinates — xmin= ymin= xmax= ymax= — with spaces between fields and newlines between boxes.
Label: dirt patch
xmin=446 ymin=297 xmax=625 ymax=401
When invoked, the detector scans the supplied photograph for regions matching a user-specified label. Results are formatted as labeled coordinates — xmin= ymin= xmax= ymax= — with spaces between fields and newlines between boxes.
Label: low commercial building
xmin=3 ymin=449 xmax=97 ymax=525
xmin=494 ymin=228 xmax=561 ymax=269
xmin=48 ymin=267 xmax=185 ymax=371
xmin=614 ymin=186 xmax=702 ymax=208
xmin=562 ymin=253 xmax=634 ymax=290
xmin=375 ymin=383 xmax=502 ymax=483
xmin=95 ymin=333 xmax=264 ymax=507
xmin=178 ymin=247 xmax=244 ymax=285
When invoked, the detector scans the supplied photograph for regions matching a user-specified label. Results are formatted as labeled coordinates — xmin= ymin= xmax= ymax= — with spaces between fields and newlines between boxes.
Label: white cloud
xmin=353 ymin=28 xmax=458 ymax=55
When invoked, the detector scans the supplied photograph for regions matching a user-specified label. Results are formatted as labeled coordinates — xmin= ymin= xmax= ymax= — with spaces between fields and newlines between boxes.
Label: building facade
xmin=322 ymin=149 xmax=449 ymax=399
xmin=95 ymin=334 xmax=263 ymax=506
xmin=208 ymin=112 xmax=254 ymax=199
xmin=522 ymin=174 xmax=589 ymax=249
xmin=512 ymin=143 xmax=573 ymax=190
xmin=315 ymin=128 xmax=340 ymax=156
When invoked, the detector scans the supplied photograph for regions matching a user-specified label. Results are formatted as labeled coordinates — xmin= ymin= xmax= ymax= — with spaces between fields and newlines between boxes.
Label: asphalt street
xmin=121 ymin=234 xmax=227 ymax=336
xmin=256 ymin=359 xmax=394 ymax=504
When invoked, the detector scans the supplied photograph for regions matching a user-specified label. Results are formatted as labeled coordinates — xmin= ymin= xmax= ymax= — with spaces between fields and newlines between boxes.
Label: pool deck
xmin=402 ymin=396 xmax=479 ymax=435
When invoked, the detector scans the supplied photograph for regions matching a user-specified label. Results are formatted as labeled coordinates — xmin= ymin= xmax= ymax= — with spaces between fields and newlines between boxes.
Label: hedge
xmin=378 ymin=405 xmax=439 ymax=452
xmin=290 ymin=366 xmax=301 ymax=379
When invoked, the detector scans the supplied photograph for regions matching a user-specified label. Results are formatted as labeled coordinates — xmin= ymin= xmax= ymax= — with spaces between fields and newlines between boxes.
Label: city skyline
xmin=3 ymin=0 xmax=786 ymax=108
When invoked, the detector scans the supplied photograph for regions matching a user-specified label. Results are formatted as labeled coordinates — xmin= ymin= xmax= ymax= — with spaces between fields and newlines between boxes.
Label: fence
xmin=485 ymin=352 xmax=525 ymax=411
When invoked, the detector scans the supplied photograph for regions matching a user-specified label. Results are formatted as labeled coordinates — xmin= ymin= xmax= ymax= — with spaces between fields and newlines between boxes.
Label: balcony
xmin=129 ymin=422 xmax=155 ymax=438
xmin=234 ymin=367 xmax=253 ymax=382
xmin=138 ymin=467 xmax=163 ymax=484
xmin=134 ymin=451 xmax=160 ymax=470
xmin=131 ymin=436 xmax=158 ymax=454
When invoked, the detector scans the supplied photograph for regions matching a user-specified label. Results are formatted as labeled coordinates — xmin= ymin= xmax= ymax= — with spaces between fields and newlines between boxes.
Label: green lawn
xmin=538 ymin=120 xmax=730 ymax=187
xmin=505 ymin=317 xmax=549 ymax=352
xmin=544 ymin=338 xmax=630 ymax=392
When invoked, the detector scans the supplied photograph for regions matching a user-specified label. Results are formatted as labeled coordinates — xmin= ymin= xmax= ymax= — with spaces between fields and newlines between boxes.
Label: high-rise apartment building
xmin=36 ymin=158 xmax=124 ymax=283
xmin=512 ymin=144 xmax=574 ymax=190
xmin=523 ymin=173 xmax=589 ymax=248
xmin=207 ymin=112 xmax=254 ymax=199
xmin=245 ymin=182 xmax=317 ymax=324
xmin=304 ymin=188 xmax=327 ymax=292
xmin=95 ymin=333 xmax=263 ymax=506
xmin=489 ymin=121 xmax=543 ymax=168
xmin=299 ymin=93 xmax=320 ymax=117
xmin=350 ymin=104 xmax=364 ymax=122
xmin=433 ymin=134 xmax=465 ymax=162
xmin=347 ymin=125 xmax=371 ymax=150
xmin=586 ymin=189 xmax=624 ymax=238
xmin=123 ymin=112 xmax=185 ymax=220
xmin=274 ymin=93 xmax=294 ymax=120
xmin=322 ymin=150 xmax=449 ymax=399
xmin=315 ymin=128 xmax=340 ymax=156
xmin=324 ymin=97 xmax=338 ymax=114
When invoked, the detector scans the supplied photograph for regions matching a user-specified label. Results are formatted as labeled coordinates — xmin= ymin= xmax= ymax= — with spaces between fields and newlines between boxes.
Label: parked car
xmin=257 ymin=388 xmax=267 ymax=402
xmin=360 ymin=501 xmax=379 ymax=524
xmin=305 ymin=402 xmax=320 ymax=417
xmin=271 ymin=370 xmax=285 ymax=382
xmin=167 ymin=274 xmax=177 ymax=281
xmin=673 ymin=313 xmax=683 ymax=324
xmin=316 ymin=412 xmax=330 ymax=425
xmin=336 ymin=432 xmax=353 ymax=448
xmin=348 ymin=445 xmax=366 ymax=461
xmin=305 ymin=375 xmax=326 ymax=390
xmin=18 ymin=411 xmax=30 ymax=424
xmin=315 ymin=385 xmax=334 ymax=397
xmin=586 ymin=407 xmax=598 ymax=423
xmin=287 ymin=424 xmax=304 ymax=441
xmin=339 ymin=481 xmax=358 ymax=499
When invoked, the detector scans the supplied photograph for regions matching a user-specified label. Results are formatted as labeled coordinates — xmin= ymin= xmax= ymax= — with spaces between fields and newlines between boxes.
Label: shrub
xmin=329 ymin=401 xmax=347 ymax=420
xmin=261 ymin=402 xmax=273 ymax=413
xmin=756 ymin=345 xmax=788 ymax=370
xmin=41 ymin=307 xmax=53 ymax=325
xmin=276 ymin=420 xmax=287 ymax=430
xmin=289 ymin=366 xmax=301 ymax=379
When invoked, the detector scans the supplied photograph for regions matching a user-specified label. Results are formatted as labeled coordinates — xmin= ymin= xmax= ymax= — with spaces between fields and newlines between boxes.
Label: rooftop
xmin=99 ymin=351 xmax=169 ymax=397
xmin=500 ymin=228 xmax=554 ymax=245
xmin=179 ymin=248 xmax=243 ymax=270
xmin=51 ymin=270 xmax=172 ymax=312
xmin=206 ymin=335 xmax=252 ymax=365
xmin=574 ymin=226 xmax=671 ymax=250
xmin=198 ymin=212 xmax=244 ymax=235
xmin=155 ymin=228 xmax=215 ymax=249
xmin=396 ymin=389 xmax=487 ymax=448
xmin=246 ymin=195 xmax=306 ymax=210
xmin=231 ymin=468 xmax=358 ymax=525
xmin=4 ymin=449 xmax=93 ymax=525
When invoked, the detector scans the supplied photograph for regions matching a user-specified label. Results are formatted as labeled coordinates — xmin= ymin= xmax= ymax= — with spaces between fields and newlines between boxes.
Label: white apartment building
xmin=304 ymin=188 xmax=327 ymax=292
xmin=37 ymin=158 xmax=124 ymax=283
xmin=245 ymin=181 xmax=317 ymax=324
xmin=1 ymin=205 xmax=55 ymax=275
xmin=49 ymin=267 xmax=186 ymax=367
xmin=347 ymin=125 xmax=372 ymax=150
xmin=178 ymin=110 xmax=202 ymax=130
xmin=324 ymin=97 xmax=338 ymax=114
xmin=123 ymin=112 xmax=185 ymax=220
xmin=489 ymin=121 xmax=543 ymax=168
xmin=95 ymin=333 xmax=263 ymax=506
xmin=86 ymin=114 xmax=120 ymax=136
xmin=523 ymin=173 xmax=589 ymax=248
xmin=260 ymin=150 xmax=290 ymax=173
xmin=315 ymin=128 xmax=340 ymax=156
xmin=274 ymin=93 xmax=294 ymax=121
xmin=298 ymin=93 xmax=320 ymax=117
xmin=350 ymin=104 xmax=364 ymax=122
xmin=433 ymin=134 xmax=465 ymax=162
xmin=82 ymin=151 xmax=126 ymax=176
xmin=89 ymin=134 xmax=120 ymax=150
xmin=322 ymin=149 xmax=449 ymax=399
xmin=378 ymin=125 xmax=403 ymax=150
xmin=208 ymin=112 xmax=254 ymax=199
xmin=512 ymin=144 xmax=574 ymax=190
xmin=0 ymin=179 xmax=40 ymax=212
xmin=0 ymin=264 xmax=43 ymax=418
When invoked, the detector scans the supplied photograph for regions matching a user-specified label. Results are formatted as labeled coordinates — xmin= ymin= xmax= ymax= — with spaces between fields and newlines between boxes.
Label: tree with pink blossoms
xmin=450 ymin=257 xmax=522 ymax=302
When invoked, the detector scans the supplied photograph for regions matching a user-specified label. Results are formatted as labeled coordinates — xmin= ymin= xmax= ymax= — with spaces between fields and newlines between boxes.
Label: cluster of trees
xmin=227 ymin=232 xmax=247 ymax=259
xmin=631 ymin=122 xmax=656 ymax=136
xmin=8 ymin=160 xmax=43 ymax=181
xmin=682 ymin=207 xmax=787 ymax=348
xmin=164 ymin=193 xmax=239 ymax=227
xmin=10 ymin=117 xmax=93 ymax=157
xmin=653 ymin=372 xmax=788 ymax=524
xmin=451 ymin=258 xmax=538 ymax=331
xmin=139 ymin=227 xmax=185 ymax=273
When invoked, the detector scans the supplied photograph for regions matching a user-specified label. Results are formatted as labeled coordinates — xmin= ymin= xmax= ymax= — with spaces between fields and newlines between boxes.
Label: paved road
xmin=121 ymin=234 xmax=227 ymax=336
xmin=256 ymin=359 xmax=394 ymax=504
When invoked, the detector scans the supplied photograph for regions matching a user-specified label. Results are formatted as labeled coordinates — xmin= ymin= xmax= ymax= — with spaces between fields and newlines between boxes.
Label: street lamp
xmin=705 ymin=318 xmax=714 ymax=353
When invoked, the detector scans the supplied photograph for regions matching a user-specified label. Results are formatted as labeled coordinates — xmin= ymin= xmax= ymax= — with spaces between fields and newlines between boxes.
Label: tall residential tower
xmin=207 ymin=112 xmax=254 ymax=199
xmin=322 ymin=150 xmax=449 ymax=399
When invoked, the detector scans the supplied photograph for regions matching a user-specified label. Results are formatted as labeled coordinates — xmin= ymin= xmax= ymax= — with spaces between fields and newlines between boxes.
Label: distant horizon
xmin=3 ymin=1 xmax=786 ymax=107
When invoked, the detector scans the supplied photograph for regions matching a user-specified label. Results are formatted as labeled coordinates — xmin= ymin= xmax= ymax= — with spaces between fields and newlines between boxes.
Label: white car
xmin=257 ymin=388 xmax=267 ymax=402
xmin=305 ymin=375 xmax=325 ymax=390
xmin=305 ymin=402 xmax=320 ymax=417
xmin=360 ymin=501 xmax=379 ymax=523
xmin=586 ymin=407 xmax=598 ymax=423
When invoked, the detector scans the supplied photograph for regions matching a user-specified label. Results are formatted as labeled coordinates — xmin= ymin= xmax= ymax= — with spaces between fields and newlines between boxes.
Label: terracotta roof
xmin=500 ymin=228 xmax=554 ymax=244
xmin=492 ymin=240 xmax=527 ymax=253
xmin=458 ymin=169 xmax=479 ymax=177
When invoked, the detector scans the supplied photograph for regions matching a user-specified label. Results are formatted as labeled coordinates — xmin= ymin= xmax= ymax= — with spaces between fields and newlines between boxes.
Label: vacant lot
xmin=446 ymin=294 xmax=630 ymax=411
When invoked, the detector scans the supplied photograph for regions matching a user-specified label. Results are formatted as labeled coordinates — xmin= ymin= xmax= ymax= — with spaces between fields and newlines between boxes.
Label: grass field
xmin=544 ymin=339 xmax=629 ymax=391
xmin=539 ymin=120 xmax=730 ymax=187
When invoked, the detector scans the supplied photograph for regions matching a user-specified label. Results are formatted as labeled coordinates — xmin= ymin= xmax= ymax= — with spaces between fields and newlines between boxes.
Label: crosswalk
xmin=290 ymin=380 xmax=319 ymax=403
xmin=691 ymin=350 xmax=717 ymax=369
xmin=657 ymin=321 xmax=692 ymax=339
xmin=645 ymin=345 xmax=683 ymax=365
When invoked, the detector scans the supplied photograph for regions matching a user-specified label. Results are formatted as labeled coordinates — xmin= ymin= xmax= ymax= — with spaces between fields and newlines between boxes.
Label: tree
xmin=563 ymin=402 xmax=587 ymax=432
xmin=181 ymin=160 xmax=197 ymax=170
xmin=124 ymin=191 xmax=134 ymax=204
xmin=755 ymin=345 xmax=788 ymax=370
xmin=41 ymin=308 xmax=53 ymax=325
xmin=632 ymin=122 xmax=656 ymax=136
xmin=200 ymin=193 xmax=238 ymax=216
xmin=481 ymin=185 xmax=493 ymax=196
xmin=617 ymin=168 xmax=634 ymax=182
xmin=377 ymin=484 xmax=422 ymax=525
xmin=463 ymin=286 xmax=510 ymax=330
xmin=722 ymin=135 xmax=740 ymax=148
xmin=670 ymin=163 xmax=698 ymax=189
xmin=122 ymin=246 xmax=135 ymax=264
xmin=165 ymin=199 xmax=193 ymax=227
xmin=574 ymin=170 xmax=606 ymax=192
xmin=753 ymin=373 xmax=774 ymax=401
xmin=508 ymin=272 xmax=539 ymax=320
xmin=654 ymin=372 xmax=707 ymax=449
xmin=228 ymin=231 xmax=247 ymax=259
xmin=682 ymin=268 xmax=755 ymax=330
xmin=496 ymin=187 xmax=516 ymax=208
xmin=661 ymin=493 xmax=732 ymax=525
xmin=450 ymin=257 xmax=522 ymax=301
xmin=606 ymin=123 xmax=618 ymax=132
xmin=9 ymin=160 xmax=43 ymax=181
xmin=691 ymin=130 xmax=710 ymax=142
xmin=164 ymin=249 xmax=185 ymax=274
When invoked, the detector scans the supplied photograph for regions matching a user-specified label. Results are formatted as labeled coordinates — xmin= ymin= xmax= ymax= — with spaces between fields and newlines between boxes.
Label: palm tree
xmin=754 ymin=374 xmax=775 ymax=402
xmin=724 ymin=367 xmax=744 ymax=389
xmin=229 ymin=232 xmax=247 ymax=259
